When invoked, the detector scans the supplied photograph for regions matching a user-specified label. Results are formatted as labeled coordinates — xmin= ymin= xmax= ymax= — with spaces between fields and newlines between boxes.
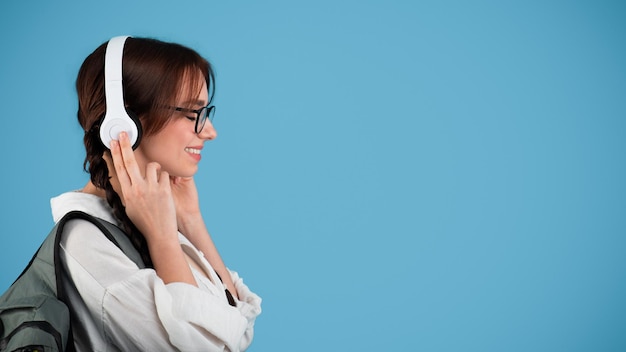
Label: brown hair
xmin=77 ymin=37 xmax=215 ymax=267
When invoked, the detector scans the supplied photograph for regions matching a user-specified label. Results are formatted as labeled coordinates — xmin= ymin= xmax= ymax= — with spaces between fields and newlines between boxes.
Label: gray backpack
xmin=0 ymin=211 xmax=144 ymax=352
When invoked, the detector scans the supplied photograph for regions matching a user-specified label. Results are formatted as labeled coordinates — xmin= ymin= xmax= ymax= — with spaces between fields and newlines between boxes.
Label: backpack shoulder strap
xmin=54 ymin=211 xmax=145 ymax=352
xmin=55 ymin=211 xmax=145 ymax=271
xmin=10 ymin=211 xmax=145 ymax=290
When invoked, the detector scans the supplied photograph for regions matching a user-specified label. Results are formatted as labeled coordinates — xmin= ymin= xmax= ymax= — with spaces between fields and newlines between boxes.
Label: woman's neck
xmin=81 ymin=181 xmax=106 ymax=198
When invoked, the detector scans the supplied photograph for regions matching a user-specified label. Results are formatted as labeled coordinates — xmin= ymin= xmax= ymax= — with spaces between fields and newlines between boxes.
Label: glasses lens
xmin=206 ymin=105 xmax=215 ymax=123
xmin=195 ymin=106 xmax=215 ymax=134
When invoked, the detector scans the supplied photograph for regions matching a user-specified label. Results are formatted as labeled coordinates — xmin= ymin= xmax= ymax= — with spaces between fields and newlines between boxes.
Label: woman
xmin=50 ymin=36 xmax=261 ymax=351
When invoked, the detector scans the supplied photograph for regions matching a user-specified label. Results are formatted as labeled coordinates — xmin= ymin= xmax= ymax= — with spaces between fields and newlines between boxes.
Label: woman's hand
xmin=104 ymin=132 xmax=178 ymax=242
xmin=103 ymin=132 xmax=196 ymax=286
xmin=169 ymin=168 xmax=239 ymax=300
xmin=170 ymin=176 xmax=202 ymax=232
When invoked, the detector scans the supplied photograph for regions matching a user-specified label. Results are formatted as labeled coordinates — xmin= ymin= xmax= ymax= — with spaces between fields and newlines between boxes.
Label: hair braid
xmin=104 ymin=183 xmax=153 ymax=268
xmin=84 ymin=125 xmax=154 ymax=268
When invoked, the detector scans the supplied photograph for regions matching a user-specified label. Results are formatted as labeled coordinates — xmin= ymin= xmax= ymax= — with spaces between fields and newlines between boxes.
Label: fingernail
xmin=111 ymin=140 xmax=118 ymax=148
xmin=119 ymin=131 xmax=127 ymax=140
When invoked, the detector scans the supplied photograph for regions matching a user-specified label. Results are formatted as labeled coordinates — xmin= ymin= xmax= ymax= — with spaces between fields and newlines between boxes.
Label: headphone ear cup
xmin=99 ymin=108 xmax=142 ymax=150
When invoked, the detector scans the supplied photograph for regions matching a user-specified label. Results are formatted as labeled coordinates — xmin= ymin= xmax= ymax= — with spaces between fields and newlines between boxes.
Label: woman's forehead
xmin=176 ymin=69 xmax=208 ymax=105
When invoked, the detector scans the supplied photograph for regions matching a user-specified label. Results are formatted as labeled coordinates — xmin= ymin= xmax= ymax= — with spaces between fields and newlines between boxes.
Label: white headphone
xmin=99 ymin=35 xmax=142 ymax=149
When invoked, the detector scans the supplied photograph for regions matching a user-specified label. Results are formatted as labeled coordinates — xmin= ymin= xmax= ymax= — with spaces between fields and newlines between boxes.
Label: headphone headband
xmin=104 ymin=36 xmax=128 ymax=117
xmin=100 ymin=35 xmax=142 ymax=149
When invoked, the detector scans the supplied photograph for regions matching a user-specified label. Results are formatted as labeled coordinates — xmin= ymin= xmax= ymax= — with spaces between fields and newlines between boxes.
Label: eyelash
xmin=185 ymin=116 xmax=196 ymax=121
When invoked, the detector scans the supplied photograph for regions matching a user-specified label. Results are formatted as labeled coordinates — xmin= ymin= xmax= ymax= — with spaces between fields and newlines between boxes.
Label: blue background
xmin=1 ymin=1 xmax=625 ymax=351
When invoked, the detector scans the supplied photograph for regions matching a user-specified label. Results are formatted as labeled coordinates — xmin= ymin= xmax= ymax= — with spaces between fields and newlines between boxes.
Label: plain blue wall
xmin=1 ymin=1 xmax=625 ymax=351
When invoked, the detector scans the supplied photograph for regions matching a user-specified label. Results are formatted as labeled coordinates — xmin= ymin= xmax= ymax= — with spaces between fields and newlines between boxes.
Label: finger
xmin=118 ymin=132 xmax=143 ymax=183
xmin=109 ymin=139 xmax=132 ymax=189
xmin=170 ymin=176 xmax=184 ymax=185
xmin=171 ymin=176 xmax=193 ymax=184
xmin=103 ymin=151 xmax=126 ymax=205
xmin=159 ymin=170 xmax=172 ymax=190
xmin=145 ymin=162 xmax=162 ymax=184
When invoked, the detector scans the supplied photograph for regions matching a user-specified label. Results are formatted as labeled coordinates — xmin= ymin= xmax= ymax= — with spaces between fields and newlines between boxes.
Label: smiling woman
xmin=50 ymin=36 xmax=261 ymax=351
xmin=131 ymin=73 xmax=216 ymax=176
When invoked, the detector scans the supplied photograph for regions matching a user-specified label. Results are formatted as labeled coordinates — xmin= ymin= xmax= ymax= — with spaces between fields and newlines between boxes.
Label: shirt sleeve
xmin=229 ymin=270 xmax=263 ymax=351
xmin=60 ymin=219 xmax=261 ymax=352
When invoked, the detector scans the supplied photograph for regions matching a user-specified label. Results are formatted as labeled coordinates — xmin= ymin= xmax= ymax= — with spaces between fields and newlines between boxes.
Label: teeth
xmin=185 ymin=147 xmax=201 ymax=155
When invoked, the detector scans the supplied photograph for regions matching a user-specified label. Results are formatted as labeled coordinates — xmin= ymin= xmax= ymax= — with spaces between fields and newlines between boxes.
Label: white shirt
xmin=51 ymin=191 xmax=261 ymax=352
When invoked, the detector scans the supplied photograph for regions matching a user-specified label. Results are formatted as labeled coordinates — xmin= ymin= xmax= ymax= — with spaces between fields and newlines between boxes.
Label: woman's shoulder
xmin=51 ymin=190 xmax=118 ymax=225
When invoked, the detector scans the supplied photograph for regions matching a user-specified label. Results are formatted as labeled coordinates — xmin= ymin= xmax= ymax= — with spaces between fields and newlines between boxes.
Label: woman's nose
xmin=199 ymin=120 xmax=217 ymax=140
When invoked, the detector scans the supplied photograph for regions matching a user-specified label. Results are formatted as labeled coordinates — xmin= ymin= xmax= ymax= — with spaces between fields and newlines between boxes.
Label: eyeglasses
xmin=172 ymin=105 xmax=216 ymax=134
